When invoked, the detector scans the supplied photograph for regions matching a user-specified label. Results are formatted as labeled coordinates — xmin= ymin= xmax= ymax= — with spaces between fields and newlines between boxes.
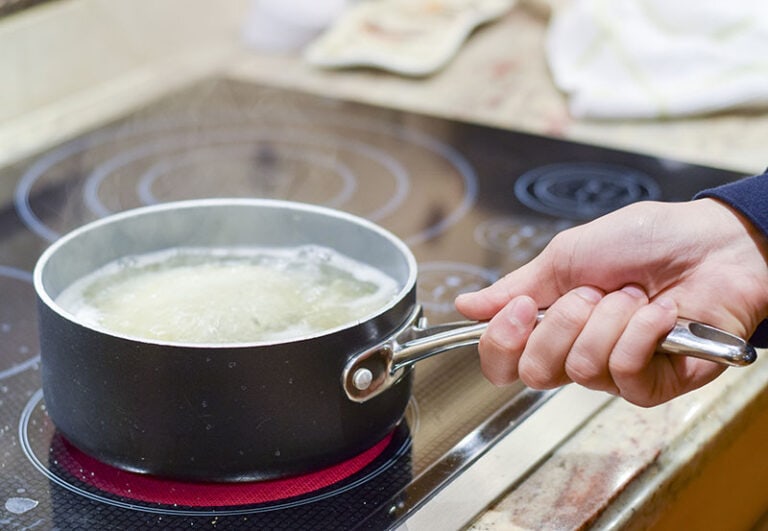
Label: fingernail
xmin=455 ymin=291 xmax=478 ymax=303
xmin=574 ymin=286 xmax=603 ymax=304
xmin=621 ymin=284 xmax=646 ymax=299
xmin=653 ymin=295 xmax=677 ymax=311
xmin=505 ymin=296 xmax=537 ymax=329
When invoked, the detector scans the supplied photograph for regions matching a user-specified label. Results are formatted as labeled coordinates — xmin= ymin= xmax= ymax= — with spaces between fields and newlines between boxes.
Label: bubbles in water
xmin=55 ymin=245 xmax=400 ymax=344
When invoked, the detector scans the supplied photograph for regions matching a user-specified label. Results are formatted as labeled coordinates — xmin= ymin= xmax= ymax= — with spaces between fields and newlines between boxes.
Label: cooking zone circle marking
xmin=135 ymin=145 xmax=358 ymax=210
xmin=14 ymin=112 xmax=477 ymax=246
xmin=514 ymin=162 xmax=661 ymax=219
xmin=81 ymin=129 xmax=392 ymax=218
xmin=417 ymin=262 xmax=498 ymax=315
xmin=19 ymin=389 xmax=416 ymax=516
xmin=0 ymin=266 xmax=40 ymax=381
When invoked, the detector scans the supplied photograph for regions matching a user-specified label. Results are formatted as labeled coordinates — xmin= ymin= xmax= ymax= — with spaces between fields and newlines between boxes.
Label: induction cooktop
xmin=0 ymin=77 xmax=746 ymax=530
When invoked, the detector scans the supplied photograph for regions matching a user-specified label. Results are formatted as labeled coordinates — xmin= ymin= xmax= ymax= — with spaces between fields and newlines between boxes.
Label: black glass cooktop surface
xmin=0 ymin=77 xmax=745 ymax=530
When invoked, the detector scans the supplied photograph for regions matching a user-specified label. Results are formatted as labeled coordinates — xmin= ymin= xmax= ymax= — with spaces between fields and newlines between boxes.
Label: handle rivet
xmin=353 ymin=368 xmax=373 ymax=390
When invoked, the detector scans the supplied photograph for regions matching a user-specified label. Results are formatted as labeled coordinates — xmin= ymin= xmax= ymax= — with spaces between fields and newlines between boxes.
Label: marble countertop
xmin=2 ymin=1 xmax=767 ymax=529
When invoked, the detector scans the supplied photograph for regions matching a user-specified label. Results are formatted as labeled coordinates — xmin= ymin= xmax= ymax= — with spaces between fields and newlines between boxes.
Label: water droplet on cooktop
xmin=5 ymin=497 xmax=38 ymax=515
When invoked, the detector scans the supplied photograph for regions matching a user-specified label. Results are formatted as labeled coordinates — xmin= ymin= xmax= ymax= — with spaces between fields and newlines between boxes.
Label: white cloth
xmin=546 ymin=0 xmax=768 ymax=118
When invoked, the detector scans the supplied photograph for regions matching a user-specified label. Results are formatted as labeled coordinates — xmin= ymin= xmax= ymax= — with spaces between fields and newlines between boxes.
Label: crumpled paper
xmin=546 ymin=0 xmax=768 ymax=118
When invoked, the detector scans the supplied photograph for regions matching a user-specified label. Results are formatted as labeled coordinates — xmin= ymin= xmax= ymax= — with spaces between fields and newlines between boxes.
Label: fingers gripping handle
xmin=530 ymin=311 xmax=756 ymax=368
xmin=342 ymin=307 xmax=757 ymax=402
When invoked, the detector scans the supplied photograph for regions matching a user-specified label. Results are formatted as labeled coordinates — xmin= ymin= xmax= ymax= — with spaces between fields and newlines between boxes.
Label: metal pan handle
xmin=342 ymin=306 xmax=757 ymax=402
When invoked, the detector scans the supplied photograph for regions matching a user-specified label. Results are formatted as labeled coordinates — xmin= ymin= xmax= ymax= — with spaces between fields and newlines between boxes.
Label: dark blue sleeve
xmin=694 ymin=170 xmax=768 ymax=347
xmin=694 ymin=170 xmax=768 ymax=238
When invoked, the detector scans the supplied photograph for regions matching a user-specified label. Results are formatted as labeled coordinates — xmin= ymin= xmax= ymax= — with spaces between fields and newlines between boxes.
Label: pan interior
xmin=35 ymin=199 xmax=418 ymax=344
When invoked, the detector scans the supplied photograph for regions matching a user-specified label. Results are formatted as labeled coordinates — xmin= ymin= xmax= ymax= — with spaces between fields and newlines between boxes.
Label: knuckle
xmin=477 ymin=335 xmax=519 ymax=386
xmin=482 ymin=368 xmax=514 ymax=387
xmin=546 ymin=306 xmax=586 ymax=332
xmin=546 ymin=290 xmax=601 ymax=331
xmin=630 ymin=311 xmax=660 ymax=334
xmin=564 ymin=353 xmax=603 ymax=385
xmin=607 ymin=347 xmax=640 ymax=379
xmin=478 ymin=332 xmax=508 ymax=358
xmin=623 ymin=394 xmax=663 ymax=408
xmin=518 ymin=355 xmax=559 ymax=389
xmin=546 ymin=229 xmax=576 ymax=257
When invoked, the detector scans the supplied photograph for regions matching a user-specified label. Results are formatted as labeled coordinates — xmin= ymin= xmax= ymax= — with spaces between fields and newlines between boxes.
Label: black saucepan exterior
xmin=34 ymin=199 xmax=418 ymax=481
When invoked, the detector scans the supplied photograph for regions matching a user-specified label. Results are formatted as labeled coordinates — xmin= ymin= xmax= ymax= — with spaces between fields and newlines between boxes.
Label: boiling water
xmin=55 ymin=246 xmax=401 ymax=344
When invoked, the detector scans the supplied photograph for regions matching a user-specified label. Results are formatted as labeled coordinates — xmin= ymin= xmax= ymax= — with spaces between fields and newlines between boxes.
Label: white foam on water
xmin=56 ymin=246 xmax=400 ymax=344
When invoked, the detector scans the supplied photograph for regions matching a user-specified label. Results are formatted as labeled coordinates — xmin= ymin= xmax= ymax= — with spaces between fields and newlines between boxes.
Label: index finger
xmin=455 ymin=254 xmax=565 ymax=320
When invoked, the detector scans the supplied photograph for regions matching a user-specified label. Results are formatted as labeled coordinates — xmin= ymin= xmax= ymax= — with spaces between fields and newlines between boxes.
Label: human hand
xmin=455 ymin=198 xmax=768 ymax=406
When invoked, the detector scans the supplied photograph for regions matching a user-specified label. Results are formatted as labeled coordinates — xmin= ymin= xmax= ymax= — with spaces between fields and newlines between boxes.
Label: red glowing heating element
xmin=58 ymin=433 xmax=394 ymax=507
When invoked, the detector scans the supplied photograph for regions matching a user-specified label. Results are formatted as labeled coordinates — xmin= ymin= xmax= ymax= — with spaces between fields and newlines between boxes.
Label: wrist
xmin=697 ymin=197 xmax=768 ymax=323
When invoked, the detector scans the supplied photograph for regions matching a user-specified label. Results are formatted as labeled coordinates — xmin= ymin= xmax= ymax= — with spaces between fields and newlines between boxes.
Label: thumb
xmin=455 ymin=254 xmax=563 ymax=320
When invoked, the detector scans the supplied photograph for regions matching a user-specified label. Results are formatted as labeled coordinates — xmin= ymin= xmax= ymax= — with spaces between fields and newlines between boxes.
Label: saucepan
xmin=33 ymin=198 xmax=756 ymax=481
